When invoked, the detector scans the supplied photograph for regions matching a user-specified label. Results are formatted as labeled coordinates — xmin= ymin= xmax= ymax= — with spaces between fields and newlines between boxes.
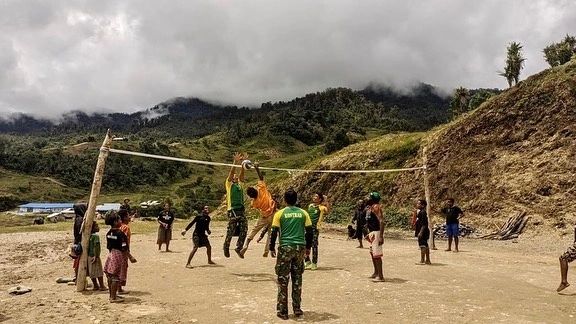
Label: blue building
xmin=18 ymin=203 xmax=74 ymax=214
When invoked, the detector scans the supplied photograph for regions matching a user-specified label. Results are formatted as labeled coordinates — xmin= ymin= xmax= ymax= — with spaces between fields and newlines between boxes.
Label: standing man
xmin=240 ymin=162 xmax=276 ymax=258
xmin=365 ymin=192 xmax=384 ymax=282
xmin=305 ymin=192 xmax=330 ymax=270
xmin=120 ymin=198 xmax=131 ymax=213
xmin=224 ymin=152 xmax=248 ymax=258
xmin=440 ymin=198 xmax=464 ymax=252
xmin=415 ymin=199 xmax=431 ymax=265
xmin=557 ymin=223 xmax=576 ymax=292
xmin=269 ymin=189 xmax=313 ymax=320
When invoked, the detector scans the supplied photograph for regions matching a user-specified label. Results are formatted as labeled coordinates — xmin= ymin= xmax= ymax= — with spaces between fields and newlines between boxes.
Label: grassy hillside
xmin=0 ymin=168 xmax=85 ymax=204
xmin=391 ymin=59 xmax=576 ymax=229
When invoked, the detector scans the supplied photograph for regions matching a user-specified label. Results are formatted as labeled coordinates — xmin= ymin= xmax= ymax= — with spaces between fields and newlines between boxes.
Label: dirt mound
xmin=393 ymin=60 xmax=576 ymax=228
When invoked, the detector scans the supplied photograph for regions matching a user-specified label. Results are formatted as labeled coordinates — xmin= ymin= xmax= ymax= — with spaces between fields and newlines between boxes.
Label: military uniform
xmin=306 ymin=204 xmax=328 ymax=265
xmin=270 ymin=206 xmax=312 ymax=316
xmin=224 ymin=179 xmax=247 ymax=253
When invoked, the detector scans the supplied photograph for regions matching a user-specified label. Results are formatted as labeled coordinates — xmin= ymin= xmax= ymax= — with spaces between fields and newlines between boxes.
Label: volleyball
xmin=241 ymin=159 xmax=254 ymax=170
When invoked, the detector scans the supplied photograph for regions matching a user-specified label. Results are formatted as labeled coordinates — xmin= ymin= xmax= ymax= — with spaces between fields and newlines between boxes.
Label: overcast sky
xmin=1 ymin=0 xmax=575 ymax=118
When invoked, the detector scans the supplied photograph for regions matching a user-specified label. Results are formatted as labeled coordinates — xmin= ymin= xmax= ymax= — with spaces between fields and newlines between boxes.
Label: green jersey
xmin=307 ymin=203 xmax=328 ymax=227
xmin=225 ymin=179 xmax=244 ymax=210
xmin=272 ymin=206 xmax=312 ymax=247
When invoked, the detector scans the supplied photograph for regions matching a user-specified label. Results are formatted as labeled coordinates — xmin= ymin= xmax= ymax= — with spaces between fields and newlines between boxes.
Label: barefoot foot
xmin=557 ymin=282 xmax=570 ymax=292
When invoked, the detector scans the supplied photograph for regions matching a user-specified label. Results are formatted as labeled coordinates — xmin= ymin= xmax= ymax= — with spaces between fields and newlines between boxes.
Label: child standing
xmin=365 ymin=192 xmax=384 ymax=282
xmin=415 ymin=199 xmax=431 ymax=265
xmin=118 ymin=210 xmax=137 ymax=294
xmin=103 ymin=213 xmax=129 ymax=303
xmin=88 ymin=221 xmax=106 ymax=291
xmin=182 ymin=206 xmax=215 ymax=268
xmin=305 ymin=192 xmax=329 ymax=270
xmin=157 ymin=202 xmax=175 ymax=252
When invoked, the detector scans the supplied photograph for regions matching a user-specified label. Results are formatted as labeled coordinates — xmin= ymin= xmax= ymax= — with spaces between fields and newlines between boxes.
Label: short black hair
xmin=247 ymin=187 xmax=258 ymax=199
xmin=105 ymin=212 xmax=120 ymax=226
xmin=315 ymin=192 xmax=325 ymax=203
xmin=284 ymin=188 xmax=298 ymax=206
xmin=418 ymin=199 xmax=427 ymax=207
xmin=73 ymin=203 xmax=87 ymax=218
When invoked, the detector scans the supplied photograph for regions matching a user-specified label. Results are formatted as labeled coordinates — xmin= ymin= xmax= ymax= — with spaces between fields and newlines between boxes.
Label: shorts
xmin=193 ymin=232 xmax=211 ymax=248
xmin=418 ymin=228 xmax=430 ymax=248
xmin=366 ymin=231 xmax=383 ymax=259
xmin=560 ymin=242 xmax=576 ymax=262
xmin=446 ymin=223 xmax=459 ymax=237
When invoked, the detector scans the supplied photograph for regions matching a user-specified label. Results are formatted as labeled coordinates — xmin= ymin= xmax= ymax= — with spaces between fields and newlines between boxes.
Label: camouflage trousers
xmin=305 ymin=227 xmax=320 ymax=264
xmin=223 ymin=210 xmax=247 ymax=251
xmin=275 ymin=245 xmax=306 ymax=314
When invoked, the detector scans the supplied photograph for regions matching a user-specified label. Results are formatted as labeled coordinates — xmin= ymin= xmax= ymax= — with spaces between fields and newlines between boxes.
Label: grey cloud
xmin=1 ymin=0 xmax=575 ymax=118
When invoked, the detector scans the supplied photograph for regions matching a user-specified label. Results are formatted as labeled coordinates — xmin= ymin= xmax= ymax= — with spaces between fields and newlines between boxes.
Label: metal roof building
xmin=18 ymin=203 xmax=74 ymax=214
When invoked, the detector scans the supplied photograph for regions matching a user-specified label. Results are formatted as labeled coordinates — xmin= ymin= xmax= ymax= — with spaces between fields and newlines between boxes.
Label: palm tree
xmin=499 ymin=42 xmax=526 ymax=88
xmin=450 ymin=87 xmax=469 ymax=118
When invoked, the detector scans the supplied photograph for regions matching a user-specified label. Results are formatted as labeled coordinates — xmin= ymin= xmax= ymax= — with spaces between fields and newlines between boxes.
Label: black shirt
xmin=441 ymin=206 xmax=463 ymax=225
xmin=415 ymin=209 xmax=429 ymax=237
xmin=106 ymin=228 xmax=129 ymax=252
xmin=365 ymin=207 xmax=380 ymax=232
xmin=353 ymin=208 xmax=366 ymax=227
xmin=120 ymin=203 xmax=131 ymax=213
xmin=158 ymin=209 xmax=175 ymax=227
xmin=185 ymin=213 xmax=211 ymax=235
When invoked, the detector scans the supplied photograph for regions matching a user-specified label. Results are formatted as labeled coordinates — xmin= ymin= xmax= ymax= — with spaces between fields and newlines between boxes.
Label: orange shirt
xmin=251 ymin=180 xmax=276 ymax=218
xmin=120 ymin=223 xmax=132 ymax=245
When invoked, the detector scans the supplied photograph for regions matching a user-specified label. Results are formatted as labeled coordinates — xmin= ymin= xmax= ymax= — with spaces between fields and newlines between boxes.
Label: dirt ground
xmin=1 ymin=222 xmax=576 ymax=324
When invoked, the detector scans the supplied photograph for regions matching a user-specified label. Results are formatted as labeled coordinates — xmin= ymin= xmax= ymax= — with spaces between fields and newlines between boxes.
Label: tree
xmin=450 ymin=87 xmax=469 ymax=118
xmin=468 ymin=89 xmax=496 ymax=111
xmin=543 ymin=35 xmax=576 ymax=67
xmin=499 ymin=42 xmax=526 ymax=88
xmin=324 ymin=128 xmax=350 ymax=154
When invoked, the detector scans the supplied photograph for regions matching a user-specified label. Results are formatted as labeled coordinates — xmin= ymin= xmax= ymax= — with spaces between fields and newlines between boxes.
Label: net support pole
xmin=76 ymin=130 xmax=113 ymax=292
xmin=423 ymin=147 xmax=436 ymax=250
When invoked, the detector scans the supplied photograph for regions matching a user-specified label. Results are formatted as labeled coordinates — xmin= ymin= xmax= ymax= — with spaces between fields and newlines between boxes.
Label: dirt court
xmin=1 ymin=222 xmax=576 ymax=324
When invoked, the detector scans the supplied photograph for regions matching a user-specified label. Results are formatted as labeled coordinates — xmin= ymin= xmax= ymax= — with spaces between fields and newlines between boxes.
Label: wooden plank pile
xmin=480 ymin=211 xmax=530 ymax=240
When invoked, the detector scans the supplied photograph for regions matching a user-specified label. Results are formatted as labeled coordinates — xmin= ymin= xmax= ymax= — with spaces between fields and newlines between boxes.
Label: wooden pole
xmin=76 ymin=130 xmax=113 ymax=292
xmin=422 ymin=146 xmax=436 ymax=250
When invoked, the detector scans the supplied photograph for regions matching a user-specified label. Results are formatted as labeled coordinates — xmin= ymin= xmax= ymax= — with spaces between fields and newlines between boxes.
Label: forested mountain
xmin=0 ymin=84 xmax=450 ymax=137
xmin=0 ymin=83 xmax=459 ymax=213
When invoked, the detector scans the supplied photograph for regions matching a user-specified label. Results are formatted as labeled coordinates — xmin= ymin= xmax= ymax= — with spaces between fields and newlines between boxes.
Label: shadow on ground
xmin=384 ymin=277 xmax=408 ymax=284
xmin=301 ymin=311 xmax=339 ymax=322
xmin=314 ymin=266 xmax=345 ymax=272
xmin=231 ymin=272 xmax=276 ymax=282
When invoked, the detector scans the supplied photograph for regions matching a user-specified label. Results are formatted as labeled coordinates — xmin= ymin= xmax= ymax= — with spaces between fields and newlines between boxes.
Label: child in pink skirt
xmin=103 ymin=213 xmax=129 ymax=303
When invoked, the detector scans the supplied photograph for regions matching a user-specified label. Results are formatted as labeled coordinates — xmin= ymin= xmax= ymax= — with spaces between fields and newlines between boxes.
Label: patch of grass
xmin=383 ymin=207 xmax=411 ymax=230
xmin=324 ymin=204 xmax=355 ymax=224
xmin=0 ymin=168 xmax=86 ymax=204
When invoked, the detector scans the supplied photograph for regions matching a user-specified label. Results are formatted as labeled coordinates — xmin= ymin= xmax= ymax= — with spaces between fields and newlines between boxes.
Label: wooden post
xmin=422 ymin=147 xmax=436 ymax=250
xmin=76 ymin=130 xmax=113 ymax=292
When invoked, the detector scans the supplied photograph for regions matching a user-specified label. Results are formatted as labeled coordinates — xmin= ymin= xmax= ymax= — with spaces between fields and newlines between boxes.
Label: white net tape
xmin=106 ymin=148 xmax=426 ymax=174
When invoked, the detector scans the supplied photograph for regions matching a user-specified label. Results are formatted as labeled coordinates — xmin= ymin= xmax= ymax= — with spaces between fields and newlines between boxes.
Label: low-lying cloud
xmin=0 ymin=0 xmax=575 ymax=118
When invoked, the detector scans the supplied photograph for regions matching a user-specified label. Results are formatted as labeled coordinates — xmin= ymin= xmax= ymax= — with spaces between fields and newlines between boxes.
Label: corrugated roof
xmin=96 ymin=203 xmax=121 ymax=211
xmin=18 ymin=203 xmax=74 ymax=209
